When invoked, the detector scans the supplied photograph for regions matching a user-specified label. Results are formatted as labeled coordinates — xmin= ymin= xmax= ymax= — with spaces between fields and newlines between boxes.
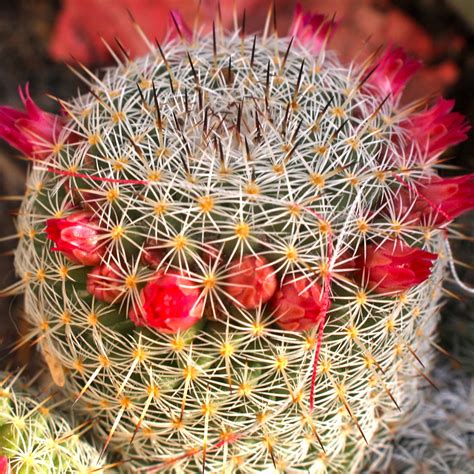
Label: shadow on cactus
xmin=0 ymin=3 xmax=473 ymax=472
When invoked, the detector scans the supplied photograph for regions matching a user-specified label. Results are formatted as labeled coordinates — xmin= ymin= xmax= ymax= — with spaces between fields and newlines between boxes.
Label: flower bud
xmin=359 ymin=240 xmax=437 ymax=294
xmin=225 ymin=255 xmax=277 ymax=309
xmin=0 ymin=456 xmax=10 ymax=474
xmin=141 ymin=239 xmax=164 ymax=269
xmin=370 ymin=47 xmax=421 ymax=98
xmin=130 ymin=272 xmax=203 ymax=333
xmin=289 ymin=5 xmax=337 ymax=54
xmin=395 ymin=174 xmax=474 ymax=226
xmin=86 ymin=263 xmax=124 ymax=303
xmin=403 ymin=98 xmax=469 ymax=159
xmin=0 ymin=84 xmax=62 ymax=158
xmin=272 ymin=276 xmax=327 ymax=331
xmin=45 ymin=211 xmax=105 ymax=266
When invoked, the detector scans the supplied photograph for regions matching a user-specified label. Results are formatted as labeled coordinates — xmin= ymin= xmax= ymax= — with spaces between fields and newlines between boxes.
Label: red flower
xmin=370 ymin=47 xmax=421 ymax=98
xmin=130 ymin=272 xmax=203 ymax=333
xmin=272 ymin=275 xmax=327 ymax=332
xmin=225 ymin=255 xmax=277 ymax=309
xmin=359 ymin=240 xmax=437 ymax=294
xmin=45 ymin=211 xmax=105 ymax=266
xmin=395 ymin=175 xmax=474 ymax=226
xmin=289 ymin=4 xmax=337 ymax=54
xmin=0 ymin=85 xmax=62 ymax=158
xmin=87 ymin=263 xmax=124 ymax=303
xmin=0 ymin=457 xmax=10 ymax=474
xmin=403 ymin=98 xmax=470 ymax=158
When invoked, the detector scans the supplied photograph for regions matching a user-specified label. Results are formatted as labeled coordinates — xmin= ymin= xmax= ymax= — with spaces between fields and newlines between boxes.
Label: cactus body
xmin=10 ymin=17 xmax=469 ymax=473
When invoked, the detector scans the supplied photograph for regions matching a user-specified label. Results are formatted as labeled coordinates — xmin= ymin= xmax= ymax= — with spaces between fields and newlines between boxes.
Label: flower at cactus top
xmin=370 ymin=47 xmax=421 ymax=98
xmin=289 ymin=3 xmax=336 ymax=53
xmin=45 ymin=211 xmax=105 ymax=266
xmin=225 ymin=255 xmax=277 ymax=309
xmin=360 ymin=240 xmax=437 ymax=294
xmin=0 ymin=457 xmax=10 ymax=474
xmin=272 ymin=276 xmax=327 ymax=331
xmin=396 ymin=174 xmax=474 ymax=226
xmin=404 ymin=98 xmax=470 ymax=158
xmin=87 ymin=263 xmax=124 ymax=303
xmin=0 ymin=85 xmax=62 ymax=158
xmin=130 ymin=272 xmax=203 ymax=333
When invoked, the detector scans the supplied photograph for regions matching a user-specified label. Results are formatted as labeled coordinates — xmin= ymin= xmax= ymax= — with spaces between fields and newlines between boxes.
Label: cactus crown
xmin=8 ymin=8 xmax=470 ymax=473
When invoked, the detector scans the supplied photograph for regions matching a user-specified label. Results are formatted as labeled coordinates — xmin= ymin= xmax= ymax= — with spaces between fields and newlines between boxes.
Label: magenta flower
xmin=370 ymin=47 xmax=421 ymax=98
xmin=358 ymin=240 xmax=437 ymax=294
xmin=0 ymin=457 xmax=10 ymax=474
xmin=130 ymin=272 xmax=203 ymax=333
xmin=169 ymin=10 xmax=193 ymax=42
xmin=396 ymin=174 xmax=474 ymax=226
xmin=289 ymin=4 xmax=337 ymax=54
xmin=87 ymin=263 xmax=124 ymax=303
xmin=45 ymin=211 xmax=105 ymax=266
xmin=403 ymin=98 xmax=470 ymax=158
xmin=0 ymin=84 xmax=62 ymax=158
xmin=225 ymin=255 xmax=277 ymax=309
xmin=272 ymin=275 xmax=327 ymax=332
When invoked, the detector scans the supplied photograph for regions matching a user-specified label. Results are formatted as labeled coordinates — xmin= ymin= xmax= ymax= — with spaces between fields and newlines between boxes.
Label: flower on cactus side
xmin=370 ymin=47 xmax=421 ymax=98
xmin=396 ymin=174 xmax=474 ymax=226
xmin=45 ymin=211 xmax=105 ymax=266
xmin=272 ymin=276 xmax=327 ymax=332
xmin=403 ymin=98 xmax=470 ymax=159
xmin=225 ymin=255 xmax=277 ymax=309
xmin=289 ymin=3 xmax=336 ymax=54
xmin=130 ymin=272 xmax=204 ymax=333
xmin=87 ymin=263 xmax=125 ymax=303
xmin=0 ymin=457 xmax=10 ymax=474
xmin=359 ymin=240 xmax=437 ymax=294
xmin=0 ymin=85 xmax=62 ymax=158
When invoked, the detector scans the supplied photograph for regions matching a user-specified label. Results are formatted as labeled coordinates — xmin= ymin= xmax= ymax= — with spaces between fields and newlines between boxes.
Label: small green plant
xmin=0 ymin=371 xmax=105 ymax=473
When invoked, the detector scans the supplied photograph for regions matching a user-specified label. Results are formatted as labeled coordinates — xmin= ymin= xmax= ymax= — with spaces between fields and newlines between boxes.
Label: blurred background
xmin=0 ymin=0 xmax=472 ymax=374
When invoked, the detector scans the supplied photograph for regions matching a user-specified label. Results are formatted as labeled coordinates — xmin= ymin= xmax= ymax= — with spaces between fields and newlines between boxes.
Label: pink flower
xmin=289 ymin=4 xmax=337 ymax=54
xmin=403 ymin=98 xmax=470 ymax=158
xmin=272 ymin=275 xmax=327 ymax=331
xmin=87 ymin=263 xmax=124 ymax=303
xmin=370 ymin=47 xmax=421 ymax=98
xmin=0 ymin=456 xmax=10 ymax=474
xmin=0 ymin=84 xmax=62 ymax=158
xmin=396 ymin=175 xmax=474 ymax=226
xmin=225 ymin=255 xmax=277 ymax=309
xmin=45 ymin=211 xmax=105 ymax=266
xmin=130 ymin=272 xmax=203 ymax=333
xmin=359 ymin=240 xmax=437 ymax=294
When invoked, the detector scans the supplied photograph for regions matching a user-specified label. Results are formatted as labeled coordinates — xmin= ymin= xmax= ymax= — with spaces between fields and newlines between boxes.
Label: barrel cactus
xmin=1 ymin=5 xmax=473 ymax=472
xmin=0 ymin=371 xmax=104 ymax=473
